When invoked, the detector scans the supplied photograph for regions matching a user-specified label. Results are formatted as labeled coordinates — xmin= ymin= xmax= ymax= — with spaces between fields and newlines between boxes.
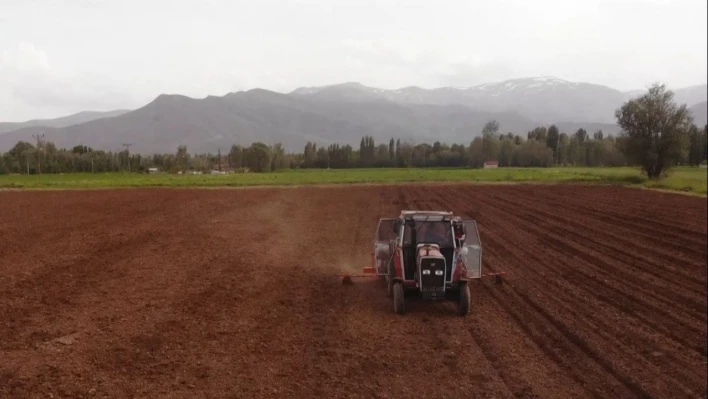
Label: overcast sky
xmin=1 ymin=0 xmax=706 ymax=121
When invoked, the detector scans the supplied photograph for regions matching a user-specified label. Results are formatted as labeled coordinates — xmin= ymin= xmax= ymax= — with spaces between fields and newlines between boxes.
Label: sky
xmin=0 ymin=0 xmax=706 ymax=121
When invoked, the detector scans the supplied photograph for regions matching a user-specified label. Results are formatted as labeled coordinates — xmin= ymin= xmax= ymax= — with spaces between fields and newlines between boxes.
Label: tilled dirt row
xmin=0 ymin=184 xmax=705 ymax=398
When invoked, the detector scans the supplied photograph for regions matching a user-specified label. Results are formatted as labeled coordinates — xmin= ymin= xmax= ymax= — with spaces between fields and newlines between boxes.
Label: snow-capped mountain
xmin=290 ymin=82 xmax=389 ymax=101
xmin=2 ymin=77 xmax=703 ymax=154
xmin=623 ymin=84 xmax=707 ymax=105
xmin=292 ymin=77 xmax=707 ymax=125
xmin=673 ymin=85 xmax=708 ymax=108
xmin=469 ymin=76 xmax=579 ymax=91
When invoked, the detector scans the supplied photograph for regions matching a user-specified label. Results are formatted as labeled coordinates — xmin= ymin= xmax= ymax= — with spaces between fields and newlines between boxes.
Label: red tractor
xmin=341 ymin=210 xmax=504 ymax=315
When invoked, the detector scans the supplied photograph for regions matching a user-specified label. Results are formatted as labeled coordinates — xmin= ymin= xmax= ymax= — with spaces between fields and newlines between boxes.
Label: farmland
xmin=0 ymin=166 xmax=706 ymax=195
xmin=0 ymin=183 xmax=706 ymax=398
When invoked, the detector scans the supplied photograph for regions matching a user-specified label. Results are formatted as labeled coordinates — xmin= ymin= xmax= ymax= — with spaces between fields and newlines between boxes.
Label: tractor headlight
xmin=422 ymin=270 xmax=431 ymax=275
xmin=435 ymin=270 xmax=443 ymax=276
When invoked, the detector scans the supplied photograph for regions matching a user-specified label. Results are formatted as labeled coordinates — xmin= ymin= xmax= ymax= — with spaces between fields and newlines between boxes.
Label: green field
xmin=0 ymin=167 xmax=705 ymax=195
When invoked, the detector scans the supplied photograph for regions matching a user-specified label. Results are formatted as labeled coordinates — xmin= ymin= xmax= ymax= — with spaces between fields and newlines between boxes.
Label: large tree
xmin=482 ymin=120 xmax=500 ymax=136
xmin=546 ymin=125 xmax=559 ymax=164
xmin=527 ymin=126 xmax=547 ymax=142
xmin=574 ymin=128 xmax=588 ymax=145
xmin=687 ymin=125 xmax=703 ymax=167
xmin=229 ymin=145 xmax=245 ymax=168
xmin=389 ymin=138 xmax=395 ymax=163
xmin=614 ymin=83 xmax=693 ymax=179
xmin=481 ymin=120 xmax=500 ymax=161
xmin=175 ymin=145 xmax=189 ymax=171
xmin=245 ymin=142 xmax=272 ymax=172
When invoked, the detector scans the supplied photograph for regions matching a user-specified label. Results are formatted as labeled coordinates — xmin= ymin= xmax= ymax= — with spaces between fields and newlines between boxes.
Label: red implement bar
xmin=338 ymin=273 xmax=378 ymax=279
xmin=337 ymin=266 xmax=376 ymax=277
xmin=481 ymin=271 xmax=506 ymax=278
xmin=338 ymin=266 xmax=378 ymax=284
xmin=337 ymin=272 xmax=377 ymax=279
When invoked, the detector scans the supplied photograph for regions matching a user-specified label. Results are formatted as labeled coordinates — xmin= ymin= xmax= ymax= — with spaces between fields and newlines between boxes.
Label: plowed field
xmin=1 ymin=184 xmax=706 ymax=399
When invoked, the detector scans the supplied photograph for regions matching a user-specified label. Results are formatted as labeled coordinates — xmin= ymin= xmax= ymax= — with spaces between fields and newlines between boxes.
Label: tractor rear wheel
xmin=458 ymin=283 xmax=470 ymax=316
xmin=392 ymin=282 xmax=405 ymax=315
xmin=387 ymin=266 xmax=395 ymax=298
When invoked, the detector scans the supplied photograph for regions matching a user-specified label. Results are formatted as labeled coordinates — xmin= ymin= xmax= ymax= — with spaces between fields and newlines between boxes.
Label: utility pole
xmin=218 ymin=148 xmax=222 ymax=172
xmin=122 ymin=143 xmax=132 ymax=172
xmin=32 ymin=133 xmax=44 ymax=174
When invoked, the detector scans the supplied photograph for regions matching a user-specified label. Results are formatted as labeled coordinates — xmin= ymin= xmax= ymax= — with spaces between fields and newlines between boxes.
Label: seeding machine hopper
xmin=339 ymin=210 xmax=505 ymax=316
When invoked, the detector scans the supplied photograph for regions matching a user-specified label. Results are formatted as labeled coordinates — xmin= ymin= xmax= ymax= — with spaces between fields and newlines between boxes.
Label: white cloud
xmin=1 ymin=42 xmax=50 ymax=71
xmin=0 ymin=0 xmax=705 ymax=120
xmin=0 ymin=42 xmax=136 ymax=120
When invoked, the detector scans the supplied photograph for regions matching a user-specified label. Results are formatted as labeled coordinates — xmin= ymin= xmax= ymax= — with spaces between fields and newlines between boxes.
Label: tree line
xmin=1 ymin=84 xmax=706 ymax=176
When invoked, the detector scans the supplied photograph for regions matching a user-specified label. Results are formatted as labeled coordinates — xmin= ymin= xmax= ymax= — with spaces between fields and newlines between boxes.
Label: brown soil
xmin=0 ymin=184 xmax=705 ymax=399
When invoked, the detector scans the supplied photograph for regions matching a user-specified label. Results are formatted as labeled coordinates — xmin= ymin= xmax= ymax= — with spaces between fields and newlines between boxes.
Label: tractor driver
xmin=418 ymin=222 xmax=450 ymax=244
xmin=453 ymin=216 xmax=466 ymax=245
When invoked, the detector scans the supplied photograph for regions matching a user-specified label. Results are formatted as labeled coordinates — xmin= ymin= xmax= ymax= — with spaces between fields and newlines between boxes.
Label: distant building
xmin=147 ymin=167 xmax=159 ymax=174
xmin=483 ymin=160 xmax=499 ymax=169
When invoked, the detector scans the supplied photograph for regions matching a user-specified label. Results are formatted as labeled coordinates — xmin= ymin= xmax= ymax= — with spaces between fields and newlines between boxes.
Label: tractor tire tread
xmin=393 ymin=282 xmax=405 ymax=315
xmin=458 ymin=282 xmax=470 ymax=316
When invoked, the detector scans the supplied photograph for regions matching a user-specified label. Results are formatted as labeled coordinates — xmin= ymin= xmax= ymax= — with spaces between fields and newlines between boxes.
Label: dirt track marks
xmin=457 ymin=185 xmax=706 ymax=398
xmin=0 ymin=184 xmax=705 ymax=398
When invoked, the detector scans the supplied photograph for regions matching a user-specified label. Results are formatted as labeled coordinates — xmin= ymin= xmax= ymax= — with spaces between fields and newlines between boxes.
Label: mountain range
xmin=689 ymin=102 xmax=707 ymax=127
xmin=0 ymin=110 xmax=131 ymax=135
xmin=1 ymin=77 xmax=705 ymax=154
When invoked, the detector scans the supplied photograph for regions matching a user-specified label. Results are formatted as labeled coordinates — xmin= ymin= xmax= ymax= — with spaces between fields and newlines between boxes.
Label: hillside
xmin=0 ymin=109 xmax=131 ymax=135
xmin=689 ymin=101 xmax=707 ymax=127
xmin=0 ymin=90 xmax=548 ymax=153
xmin=674 ymin=85 xmax=707 ymax=109
xmin=292 ymin=78 xmax=706 ymax=125
xmin=2 ymin=77 xmax=704 ymax=154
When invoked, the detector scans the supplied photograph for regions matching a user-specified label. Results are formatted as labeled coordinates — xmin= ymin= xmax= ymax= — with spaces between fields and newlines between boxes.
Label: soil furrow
xmin=450 ymin=188 xmax=704 ymax=399
xmin=485 ymin=189 xmax=707 ymax=303
xmin=1 ymin=184 xmax=705 ymax=399
xmin=516 ymin=187 xmax=707 ymax=260
xmin=467 ymin=187 xmax=706 ymax=349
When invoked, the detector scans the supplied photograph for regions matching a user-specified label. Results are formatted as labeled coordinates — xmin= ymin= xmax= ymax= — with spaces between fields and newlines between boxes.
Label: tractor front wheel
xmin=458 ymin=283 xmax=470 ymax=316
xmin=392 ymin=282 xmax=405 ymax=315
